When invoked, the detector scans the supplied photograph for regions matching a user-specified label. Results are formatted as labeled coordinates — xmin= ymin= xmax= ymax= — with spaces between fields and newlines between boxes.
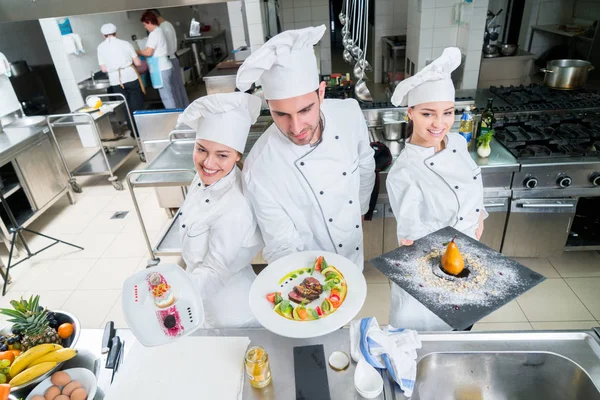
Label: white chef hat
xmin=101 ymin=23 xmax=117 ymax=35
xmin=177 ymin=92 xmax=262 ymax=154
xmin=391 ymin=47 xmax=462 ymax=107
xmin=236 ymin=25 xmax=326 ymax=100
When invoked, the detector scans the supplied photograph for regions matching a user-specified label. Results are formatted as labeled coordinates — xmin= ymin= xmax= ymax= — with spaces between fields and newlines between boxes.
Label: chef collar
xmin=196 ymin=164 xmax=239 ymax=201
xmin=405 ymin=135 xmax=451 ymax=158
xmin=391 ymin=47 xmax=461 ymax=107
xmin=177 ymin=93 xmax=261 ymax=154
xmin=236 ymin=25 xmax=326 ymax=100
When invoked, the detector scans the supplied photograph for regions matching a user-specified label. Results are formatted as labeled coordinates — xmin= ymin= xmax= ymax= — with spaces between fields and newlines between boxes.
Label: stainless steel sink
xmin=3 ymin=116 xmax=46 ymax=128
xmin=78 ymin=81 xmax=111 ymax=91
xmin=411 ymin=352 xmax=600 ymax=399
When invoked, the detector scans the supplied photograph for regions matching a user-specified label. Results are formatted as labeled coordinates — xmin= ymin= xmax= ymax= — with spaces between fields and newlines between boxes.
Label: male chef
xmin=236 ymin=25 xmax=375 ymax=269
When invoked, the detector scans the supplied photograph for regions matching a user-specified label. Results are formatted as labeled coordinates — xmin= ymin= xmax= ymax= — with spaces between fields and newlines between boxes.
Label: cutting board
xmin=369 ymin=227 xmax=545 ymax=330
xmin=104 ymin=336 xmax=250 ymax=400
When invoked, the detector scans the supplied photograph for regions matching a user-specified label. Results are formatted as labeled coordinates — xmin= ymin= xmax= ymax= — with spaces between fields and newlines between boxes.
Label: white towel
xmin=63 ymin=34 xmax=85 ymax=55
xmin=350 ymin=317 xmax=421 ymax=398
xmin=0 ymin=52 xmax=10 ymax=77
xmin=71 ymin=33 xmax=86 ymax=54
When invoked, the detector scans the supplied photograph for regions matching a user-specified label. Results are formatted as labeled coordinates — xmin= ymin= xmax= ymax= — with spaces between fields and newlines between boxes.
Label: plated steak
xmin=288 ymin=277 xmax=323 ymax=303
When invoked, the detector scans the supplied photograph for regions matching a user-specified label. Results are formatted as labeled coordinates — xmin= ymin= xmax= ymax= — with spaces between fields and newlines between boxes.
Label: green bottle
xmin=479 ymin=98 xmax=495 ymax=136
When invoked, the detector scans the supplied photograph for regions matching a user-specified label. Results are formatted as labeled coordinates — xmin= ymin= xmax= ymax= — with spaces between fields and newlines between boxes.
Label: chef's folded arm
xmin=242 ymin=173 xmax=303 ymax=264
xmin=190 ymin=206 xmax=255 ymax=298
xmin=357 ymin=112 xmax=376 ymax=215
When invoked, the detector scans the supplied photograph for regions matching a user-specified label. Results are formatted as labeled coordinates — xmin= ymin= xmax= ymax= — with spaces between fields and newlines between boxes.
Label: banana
xmin=28 ymin=348 xmax=77 ymax=366
xmin=9 ymin=361 xmax=57 ymax=387
xmin=10 ymin=343 xmax=63 ymax=377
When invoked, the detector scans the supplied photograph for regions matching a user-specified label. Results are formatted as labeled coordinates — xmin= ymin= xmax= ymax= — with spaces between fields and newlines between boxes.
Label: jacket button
xmin=455 ymin=186 xmax=459 ymax=189
xmin=339 ymin=244 xmax=343 ymax=247
xmin=473 ymin=176 xmax=477 ymax=180
xmin=356 ymin=225 xmax=359 ymax=228
xmin=476 ymin=208 xmax=480 ymax=212
xmin=179 ymin=212 xmax=183 ymax=216
xmin=356 ymin=247 xmax=359 ymax=251
xmin=320 ymin=191 xmax=324 ymax=195
xmin=205 ymin=199 xmax=210 ymax=203
xmin=335 ymin=136 xmax=339 ymax=139
xmin=343 ymin=172 xmax=347 ymax=176
xmin=329 ymin=218 xmax=333 ymax=222
xmin=300 ymin=162 xmax=305 ymax=166
xmin=182 ymin=224 xmax=186 ymax=228
xmin=430 ymin=162 xmax=434 ymax=166
xmin=349 ymin=200 xmax=353 ymax=204
xmin=198 ymin=183 xmax=201 ymax=187
xmin=459 ymin=217 xmax=463 ymax=221
xmin=453 ymin=149 xmax=457 ymax=153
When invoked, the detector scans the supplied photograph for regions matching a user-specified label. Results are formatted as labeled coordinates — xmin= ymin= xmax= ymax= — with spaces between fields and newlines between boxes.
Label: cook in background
xmin=177 ymin=92 xmax=264 ymax=328
xmin=386 ymin=47 xmax=488 ymax=331
xmin=149 ymin=8 xmax=190 ymax=109
xmin=236 ymin=25 xmax=375 ymax=269
xmin=97 ymin=23 xmax=145 ymax=137
xmin=137 ymin=11 xmax=177 ymax=109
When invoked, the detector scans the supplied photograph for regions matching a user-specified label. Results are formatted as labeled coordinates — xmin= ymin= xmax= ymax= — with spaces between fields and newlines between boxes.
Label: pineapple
xmin=0 ymin=295 xmax=61 ymax=351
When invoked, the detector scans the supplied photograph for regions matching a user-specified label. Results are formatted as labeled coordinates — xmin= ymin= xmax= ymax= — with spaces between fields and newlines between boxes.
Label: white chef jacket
xmin=146 ymin=27 xmax=172 ymax=71
xmin=386 ymin=132 xmax=487 ymax=331
xmin=97 ymin=37 xmax=138 ymax=86
xmin=160 ymin=20 xmax=178 ymax=57
xmin=242 ymin=98 xmax=376 ymax=269
xmin=178 ymin=167 xmax=263 ymax=328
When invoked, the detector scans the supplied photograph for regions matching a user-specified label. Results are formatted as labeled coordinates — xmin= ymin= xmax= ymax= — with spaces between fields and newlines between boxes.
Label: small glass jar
xmin=245 ymin=345 xmax=272 ymax=388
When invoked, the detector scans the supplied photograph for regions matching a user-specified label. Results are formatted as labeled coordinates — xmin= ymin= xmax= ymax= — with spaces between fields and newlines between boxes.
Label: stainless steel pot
xmin=381 ymin=119 xmax=408 ymax=141
xmin=542 ymin=59 xmax=595 ymax=90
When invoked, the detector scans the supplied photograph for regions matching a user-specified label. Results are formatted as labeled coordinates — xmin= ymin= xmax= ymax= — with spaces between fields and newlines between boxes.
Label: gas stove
xmin=489 ymin=84 xmax=600 ymax=111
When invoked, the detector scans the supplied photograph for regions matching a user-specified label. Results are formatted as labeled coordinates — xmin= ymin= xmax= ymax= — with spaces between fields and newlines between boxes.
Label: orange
xmin=57 ymin=323 xmax=74 ymax=339
xmin=7 ymin=350 xmax=20 ymax=358
xmin=0 ymin=352 xmax=14 ymax=364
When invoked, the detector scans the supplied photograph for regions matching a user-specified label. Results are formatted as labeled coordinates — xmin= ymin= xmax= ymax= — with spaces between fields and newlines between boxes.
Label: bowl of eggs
xmin=25 ymin=369 xmax=96 ymax=400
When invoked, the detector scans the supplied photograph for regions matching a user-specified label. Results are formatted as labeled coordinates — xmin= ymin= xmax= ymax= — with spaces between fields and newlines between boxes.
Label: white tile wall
xmin=465 ymin=49 xmax=482 ymax=70
xmin=376 ymin=0 xmax=394 ymax=17
xmin=434 ymin=6 xmax=455 ymax=27
xmin=431 ymin=46 xmax=446 ymax=59
xmin=463 ymin=69 xmax=479 ymax=89
xmin=468 ymin=29 xmax=485 ymax=50
xmin=471 ymin=6 xmax=489 ymax=29
xmin=248 ymin=23 xmax=265 ymax=46
xmin=436 ymin=0 xmax=458 ymax=7
xmin=294 ymin=7 xmax=312 ymax=22
xmin=421 ymin=8 xmax=435 ymax=29
xmin=422 ymin=0 xmax=436 ymax=9
xmin=457 ymin=25 xmax=469 ymax=52
xmin=245 ymin=2 xmax=263 ymax=25
xmin=420 ymin=28 xmax=434 ymax=48
xmin=432 ymin=26 xmax=458 ymax=47
xmin=473 ymin=0 xmax=490 ymax=7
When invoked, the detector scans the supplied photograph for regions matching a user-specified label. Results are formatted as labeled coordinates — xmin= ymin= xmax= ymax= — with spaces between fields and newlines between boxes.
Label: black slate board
xmin=368 ymin=226 xmax=545 ymax=330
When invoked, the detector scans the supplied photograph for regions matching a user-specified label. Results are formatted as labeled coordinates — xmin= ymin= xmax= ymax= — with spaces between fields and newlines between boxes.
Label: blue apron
xmin=146 ymin=56 xmax=164 ymax=89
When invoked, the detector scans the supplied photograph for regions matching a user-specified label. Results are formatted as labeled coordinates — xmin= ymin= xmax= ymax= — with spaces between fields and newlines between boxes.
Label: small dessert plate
xmin=123 ymin=264 xmax=204 ymax=347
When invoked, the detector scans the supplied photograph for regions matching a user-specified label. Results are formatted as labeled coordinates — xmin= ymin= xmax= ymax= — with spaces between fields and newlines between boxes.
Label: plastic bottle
xmin=458 ymin=106 xmax=474 ymax=147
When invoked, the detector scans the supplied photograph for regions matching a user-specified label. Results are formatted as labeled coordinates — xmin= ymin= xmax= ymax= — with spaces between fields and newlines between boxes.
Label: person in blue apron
xmin=235 ymin=25 xmax=375 ymax=269
xmin=97 ymin=23 xmax=145 ymax=137
xmin=176 ymin=92 xmax=264 ymax=328
xmin=386 ymin=47 xmax=488 ymax=331
xmin=137 ymin=11 xmax=177 ymax=109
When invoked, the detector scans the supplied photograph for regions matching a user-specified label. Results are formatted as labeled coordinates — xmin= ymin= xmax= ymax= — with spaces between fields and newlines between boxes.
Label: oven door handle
xmin=520 ymin=203 xmax=575 ymax=209
xmin=484 ymin=202 xmax=507 ymax=208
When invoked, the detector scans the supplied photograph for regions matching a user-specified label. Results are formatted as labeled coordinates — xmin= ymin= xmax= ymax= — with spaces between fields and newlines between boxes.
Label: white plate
xmin=249 ymin=251 xmax=367 ymax=338
xmin=26 ymin=368 xmax=97 ymax=400
xmin=122 ymin=264 xmax=204 ymax=347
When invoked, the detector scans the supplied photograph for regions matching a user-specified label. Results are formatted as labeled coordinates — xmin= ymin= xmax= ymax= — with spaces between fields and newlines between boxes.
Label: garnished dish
xmin=265 ymin=256 xmax=348 ymax=321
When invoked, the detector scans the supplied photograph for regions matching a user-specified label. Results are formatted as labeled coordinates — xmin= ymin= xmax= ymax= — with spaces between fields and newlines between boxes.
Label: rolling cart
xmin=127 ymin=133 xmax=196 ymax=266
xmin=46 ymin=93 xmax=146 ymax=192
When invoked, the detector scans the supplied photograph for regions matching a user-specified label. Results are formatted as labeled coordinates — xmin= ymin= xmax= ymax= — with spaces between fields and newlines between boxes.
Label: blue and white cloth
xmin=350 ymin=317 xmax=421 ymax=397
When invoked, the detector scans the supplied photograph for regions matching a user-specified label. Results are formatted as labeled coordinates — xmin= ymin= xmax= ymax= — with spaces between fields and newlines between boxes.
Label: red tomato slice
xmin=266 ymin=292 xmax=276 ymax=303
xmin=316 ymin=306 xmax=323 ymax=316
xmin=329 ymin=294 xmax=341 ymax=308
xmin=315 ymin=256 xmax=323 ymax=272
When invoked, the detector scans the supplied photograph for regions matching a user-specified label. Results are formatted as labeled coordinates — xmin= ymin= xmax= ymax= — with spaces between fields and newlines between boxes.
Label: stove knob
xmin=591 ymin=173 xmax=600 ymax=186
xmin=524 ymin=177 xmax=538 ymax=189
xmin=557 ymin=176 xmax=572 ymax=188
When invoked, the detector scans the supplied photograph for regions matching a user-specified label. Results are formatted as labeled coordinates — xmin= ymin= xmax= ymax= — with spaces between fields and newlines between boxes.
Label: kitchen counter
xmin=0 ymin=123 xmax=50 ymax=167
xmin=67 ymin=327 xmax=600 ymax=400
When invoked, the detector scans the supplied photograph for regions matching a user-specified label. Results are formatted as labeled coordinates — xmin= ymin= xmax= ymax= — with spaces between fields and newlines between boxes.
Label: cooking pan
xmin=542 ymin=59 xmax=594 ymax=90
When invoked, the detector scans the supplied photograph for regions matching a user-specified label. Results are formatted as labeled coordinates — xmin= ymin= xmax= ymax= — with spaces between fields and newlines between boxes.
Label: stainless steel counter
xmin=67 ymin=327 xmax=600 ymax=400
xmin=0 ymin=123 xmax=50 ymax=166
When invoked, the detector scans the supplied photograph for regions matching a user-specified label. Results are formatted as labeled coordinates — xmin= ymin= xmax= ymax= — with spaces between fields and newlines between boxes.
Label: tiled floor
xmin=0 ymin=128 xmax=599 ymax=332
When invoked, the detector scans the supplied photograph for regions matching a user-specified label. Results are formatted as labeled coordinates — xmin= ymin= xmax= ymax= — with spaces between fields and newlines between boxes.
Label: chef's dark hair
xmin=406 ymin=107 xmax=414 ymax=138
xmin=140 ymin=11 xmax=159 ymax=26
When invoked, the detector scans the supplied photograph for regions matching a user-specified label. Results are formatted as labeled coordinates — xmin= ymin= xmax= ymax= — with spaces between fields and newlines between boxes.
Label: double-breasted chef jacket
xmin=178 ymin=167 xmax=262 ymax=328
xmin=242 ymin=98 xmax=376 ymax=268
xmin=386 ymin=132 xmax=488 ymax=330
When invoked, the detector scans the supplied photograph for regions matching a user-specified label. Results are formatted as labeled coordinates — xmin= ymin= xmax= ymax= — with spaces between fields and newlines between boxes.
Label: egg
xmin=71 ymin=387 xmax=88 ymax=400
xmin=54 ymin=396 xmax=70 ymax=400
xmin=44 ymin=385 xmax=62 ymax=400
xmin=32 ymin=396 xmax=45 ymax=400
xmin=62 ymin=380 xmax=82 ymax=396
xmin=51 ymin=371 xmax=71 ymax=387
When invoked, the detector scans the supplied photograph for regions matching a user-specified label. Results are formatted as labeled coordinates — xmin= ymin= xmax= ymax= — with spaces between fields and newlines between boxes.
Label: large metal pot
xmin=542 ymin=59 xmax=594 ymax=90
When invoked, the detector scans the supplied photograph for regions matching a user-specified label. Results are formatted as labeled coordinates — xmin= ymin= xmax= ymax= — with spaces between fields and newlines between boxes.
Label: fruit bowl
xmin=0 ymin=310 xmax=80 ymax=394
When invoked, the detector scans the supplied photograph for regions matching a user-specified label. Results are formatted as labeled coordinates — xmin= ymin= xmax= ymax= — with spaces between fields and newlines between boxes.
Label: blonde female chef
xmin=177 ymin=92 xmax=263 ymax=328
xmin=386 ymin=47 xmax=487 ymax=331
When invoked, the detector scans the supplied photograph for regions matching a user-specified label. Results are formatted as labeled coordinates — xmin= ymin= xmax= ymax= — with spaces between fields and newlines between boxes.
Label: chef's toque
xmin=236 ymin=25 xmax=326 ymax=100
xmin=391 ymin=47 xmax=462 ymax=107
xmin=101 ymin=23 xmax=117 ymax=35
xmin=177 ymin=92 xmax=262 ymax=154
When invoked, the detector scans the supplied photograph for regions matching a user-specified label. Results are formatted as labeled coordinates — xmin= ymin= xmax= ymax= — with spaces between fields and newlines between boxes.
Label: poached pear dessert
xmin=441 ymin=236 xmax=465 ymax=276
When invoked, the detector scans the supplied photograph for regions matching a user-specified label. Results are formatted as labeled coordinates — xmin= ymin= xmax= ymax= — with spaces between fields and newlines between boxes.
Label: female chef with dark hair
xmin=177 ymin=92 xmax=263 ymax=328
xmin=386 ymin=47 xmax=487 ymax=330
